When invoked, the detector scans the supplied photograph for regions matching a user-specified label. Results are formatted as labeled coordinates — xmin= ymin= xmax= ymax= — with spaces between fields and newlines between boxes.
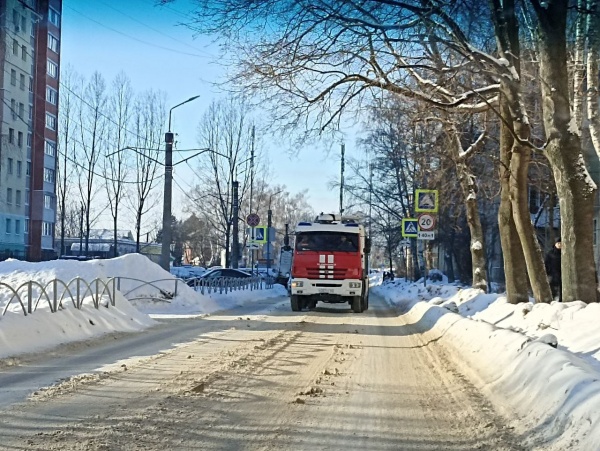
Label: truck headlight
xmin=349 ymin=282 xmax=361 ymax=288
xmin=292 ymin=281 xmax=304 ymax=288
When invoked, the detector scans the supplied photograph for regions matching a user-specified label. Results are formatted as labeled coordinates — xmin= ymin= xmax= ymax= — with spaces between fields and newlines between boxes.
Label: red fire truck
xmin=289 ymin=213 xmax=370 ymax=313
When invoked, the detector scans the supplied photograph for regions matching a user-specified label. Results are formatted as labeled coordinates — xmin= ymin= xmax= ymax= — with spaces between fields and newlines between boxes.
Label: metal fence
xmin=1 ymin=275 xmax=275 ymax=317
xmin=1 ymin=277 xmax=117 ymax=317
xmin=184 ymin=275 xmax=273 ymax=295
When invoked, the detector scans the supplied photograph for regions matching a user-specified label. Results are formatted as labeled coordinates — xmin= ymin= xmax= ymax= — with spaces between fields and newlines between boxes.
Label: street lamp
xmin=160 ymin=95 xmax=201 ymax=271
xmin=266 ymin=189 xmax=284 ymax=278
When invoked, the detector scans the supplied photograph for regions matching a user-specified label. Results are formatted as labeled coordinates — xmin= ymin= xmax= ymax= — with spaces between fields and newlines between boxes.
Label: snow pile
xmin=373 ymin=277 xmax=600 ymax=450
xmin=0 ymin=254 xmax=287 ymax=359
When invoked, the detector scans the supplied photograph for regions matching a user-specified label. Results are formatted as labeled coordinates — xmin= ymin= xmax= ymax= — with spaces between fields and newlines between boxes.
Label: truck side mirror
xmin=365 ymin=238 xmax=371 ymax=254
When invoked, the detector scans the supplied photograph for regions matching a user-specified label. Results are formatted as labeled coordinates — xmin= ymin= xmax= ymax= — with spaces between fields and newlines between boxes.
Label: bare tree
xmin=103 ymin=72 xmax=133 ymax=256
xmin=190 ymin=97 xmax=254 ymax=266
xmin=74 ymin=71 xmax=109 ymax=253
xmin=169 ymin=0 xmax=600 ymax=302
xmin=56 ymin=66 xmax=80 ymax=253
xmin=128 ymin=90 xmax=166 ymax=251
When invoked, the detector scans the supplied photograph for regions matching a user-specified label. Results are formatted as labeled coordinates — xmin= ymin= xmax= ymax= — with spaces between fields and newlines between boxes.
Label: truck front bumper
xmin=290 ymin=278 xmax=362 ymax=297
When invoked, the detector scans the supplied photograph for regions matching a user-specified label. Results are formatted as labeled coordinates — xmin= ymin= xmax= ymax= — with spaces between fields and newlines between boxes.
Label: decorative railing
xmin=1 ymin=274 xmax=276 ymax=317
xmin=185 ymin=275 xmax=273 ymax=295
xmin=1 ymin=277 xmax=117 ymax=316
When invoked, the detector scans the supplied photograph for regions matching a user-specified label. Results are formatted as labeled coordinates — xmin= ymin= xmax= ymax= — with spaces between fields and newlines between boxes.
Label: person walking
xmin=545 ymin=238 xmax=562 ymax=301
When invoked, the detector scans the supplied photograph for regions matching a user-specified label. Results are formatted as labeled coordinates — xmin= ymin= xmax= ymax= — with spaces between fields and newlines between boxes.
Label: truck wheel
xmin=363 ymin=294 xmax=369 ymax=311
xmin=309 ymin=300 xmax=317 ymax=310
xmin=351 ymin=295 xmax=363 ymax=313
xmin=291 ymin=295 xmax=300 ymax=312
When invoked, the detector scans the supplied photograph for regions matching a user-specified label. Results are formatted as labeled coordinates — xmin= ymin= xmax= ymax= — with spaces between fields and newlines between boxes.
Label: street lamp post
xmin=160 ymin=95 xmax=200 ymax=271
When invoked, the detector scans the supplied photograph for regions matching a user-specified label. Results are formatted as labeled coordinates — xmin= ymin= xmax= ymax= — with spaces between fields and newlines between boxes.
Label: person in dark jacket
xmin=545 ymin=238 xmax=562 ymax=301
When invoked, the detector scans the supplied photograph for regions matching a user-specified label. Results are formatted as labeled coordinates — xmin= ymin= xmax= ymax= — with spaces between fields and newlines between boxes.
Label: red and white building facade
xmin=0 ymin=0 xmax=61 ymax=260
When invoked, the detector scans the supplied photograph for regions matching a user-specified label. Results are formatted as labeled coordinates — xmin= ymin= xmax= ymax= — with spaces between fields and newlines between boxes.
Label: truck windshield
xmin=295 ymin=232 xmax=359 ymax=252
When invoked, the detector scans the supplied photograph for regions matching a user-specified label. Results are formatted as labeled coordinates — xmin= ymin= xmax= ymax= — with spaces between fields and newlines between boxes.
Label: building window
xmin=17 ymin=161 xmax=22 ymax=177
xmin=48 ymin=33 xmax=59 ymax=53
xmin=26 ymin=161 xmax=31 ymax=176
xmin=21 ymin=15 xmax=26 ymax=33
xmin=20 ymin=73 xmax=25 ymax=90
xmin=10 ymin=99 xmax=16 ymax=120
xmin=49 ymin=7 xmax=61 ymax=27
xmin=8 ymin=129 xmax=15 ymax=144
xmin=25 ymin=189 xmax=30 ymax=205
xmin=44 ymin=168 xmax=55 ymax=183
xmin=21 ymin=45 xmax=27 ymax=61
xmin=25 ymin=219 xmax=29 ymax=234
xmin=16 ymin=190 xmax=21 ymax=207
xmin=45 ymin=140 xmax=56 ymax=156
xmin=6 ymin=219 xmax=12 ymax=234
xmin=17 ymin=131 xmax=23 ymax=148
xmin=45 ymin=112 xmax=57 ymax=130
xmin=28 ymin=105 xmax=33 ymax=121
xmin=7 ymin=188 xmax=13 ymax=205
xmin=29 ymin=77 xmax=33 ymax=92
xmin=19 ymin=103 xmax=24 ymax=119
xmin=15 ymin=220 xmax=21 ymax=235
xmin=12 ymin=9 xmax=18 ymax=28
xmin=44 ymin=194 xmax=53 ymax=209
xmin=10 ymin=69 xmax=16 ymax=86
xmin=13 ymin=39 xmax=18 ymax=56
xmin=46 ymin=86 xmax=58 ymax=105
xmin=8 ymin=159 xmax=13 ymax=174
xmin=47 ymin=59 xmax=58 ymax=78
xmin=42 ymin=222 xmax=53 ymax=236
xmin=27 ymin=133 xmax=32 ymax=148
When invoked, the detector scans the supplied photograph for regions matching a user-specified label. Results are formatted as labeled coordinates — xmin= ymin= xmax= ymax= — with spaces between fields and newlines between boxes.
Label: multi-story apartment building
xmin=0 ymin=0 xmax=60 ymax=261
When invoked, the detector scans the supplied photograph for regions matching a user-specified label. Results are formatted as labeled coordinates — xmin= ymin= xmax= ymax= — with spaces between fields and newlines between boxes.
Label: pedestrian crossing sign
xmin=402 ymin=218 xmax=419 ymax=238
xmin=253 ymin=226 xmax=267 ymax=243
xmin=415 ymin=189 xmax=439 ymax=213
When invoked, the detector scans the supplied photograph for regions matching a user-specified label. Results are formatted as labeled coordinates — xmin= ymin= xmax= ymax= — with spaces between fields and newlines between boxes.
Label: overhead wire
xmin=65 ymin=5 xmax=210 ymax=58
xmin=94 ymin=0 xmax=215 ymax=57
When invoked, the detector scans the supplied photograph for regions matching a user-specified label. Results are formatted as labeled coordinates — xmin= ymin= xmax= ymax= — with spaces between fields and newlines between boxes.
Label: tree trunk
xmin=497 ymin=95 xmax=529 ymax=303
xmin=534 ymin=0 xmax=599 ymax=303
xmin=508 ymin=139 xmax=553 ymax=302
xmin=448 ymin=127 xmax=488 ymax=291
xmin=587 ymin=0 xmax=600 ymax=156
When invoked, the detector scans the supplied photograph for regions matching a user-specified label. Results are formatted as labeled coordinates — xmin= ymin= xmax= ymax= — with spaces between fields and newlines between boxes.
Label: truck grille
xmin=306 ymin=267 xmax=348 ymax=279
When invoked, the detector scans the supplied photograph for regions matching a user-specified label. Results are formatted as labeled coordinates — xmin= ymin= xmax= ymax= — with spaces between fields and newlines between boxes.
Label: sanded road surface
xmin=0 ymin=294 xmax=523 ymax=450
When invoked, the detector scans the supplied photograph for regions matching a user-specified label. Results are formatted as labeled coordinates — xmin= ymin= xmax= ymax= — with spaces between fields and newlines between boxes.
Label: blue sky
xmin=60 ymin=0 xmax=363 ymax=226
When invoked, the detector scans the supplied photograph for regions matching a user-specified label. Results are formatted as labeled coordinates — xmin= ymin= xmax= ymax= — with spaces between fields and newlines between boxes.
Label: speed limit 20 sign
xmin=417 ymin=213 xmax=436 ymax=231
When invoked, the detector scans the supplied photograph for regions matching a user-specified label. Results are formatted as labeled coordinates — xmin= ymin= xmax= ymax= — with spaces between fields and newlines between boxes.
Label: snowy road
xmin=0 ymin=294 xmax=522 ymax=450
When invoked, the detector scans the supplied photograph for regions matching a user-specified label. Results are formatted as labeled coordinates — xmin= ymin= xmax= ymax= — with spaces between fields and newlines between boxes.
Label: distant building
xmin=60 ymin=229 xmax=162 ymax=264
xmin=0 ymin=0 xmax=62 ymax=261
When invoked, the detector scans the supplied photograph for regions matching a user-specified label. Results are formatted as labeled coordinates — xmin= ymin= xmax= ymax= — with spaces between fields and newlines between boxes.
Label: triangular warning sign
xmin=405 ymin=222 xmax=418 ymax=234
xmin=419 ymin=194 xmax=435 ymax=209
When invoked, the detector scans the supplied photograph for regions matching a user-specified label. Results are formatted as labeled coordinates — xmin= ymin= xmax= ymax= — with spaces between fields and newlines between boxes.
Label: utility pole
xmin=160 ymin=95 xmax=200 ymax=272
xmin=232 ymin=180 xmax=239 ymax=268
xmin=250 ymin=126 xmax=255 ymax=274
xmin=267 ymin=208 xmax=272 ymax=276
xmin=79 ymin=204 xmax=84 ymax=257
xmin=160 ymin=129 xmax=174 ymax=271
xmin=340 ymin=143 xmax=345 ymax=216
xmin=369 ymin=162 xmax=373 ymax=236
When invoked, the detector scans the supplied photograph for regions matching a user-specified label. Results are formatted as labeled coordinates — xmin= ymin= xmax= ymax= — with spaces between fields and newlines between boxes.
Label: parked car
xmin=186 ymin=268 xmax=253 ymax=287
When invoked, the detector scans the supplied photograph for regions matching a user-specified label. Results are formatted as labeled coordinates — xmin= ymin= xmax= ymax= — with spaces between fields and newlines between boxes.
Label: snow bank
xmin=374 ymin=279 xmax=600 ymax=450
xmin=0 ymin=254 xmax=287 ymax=359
